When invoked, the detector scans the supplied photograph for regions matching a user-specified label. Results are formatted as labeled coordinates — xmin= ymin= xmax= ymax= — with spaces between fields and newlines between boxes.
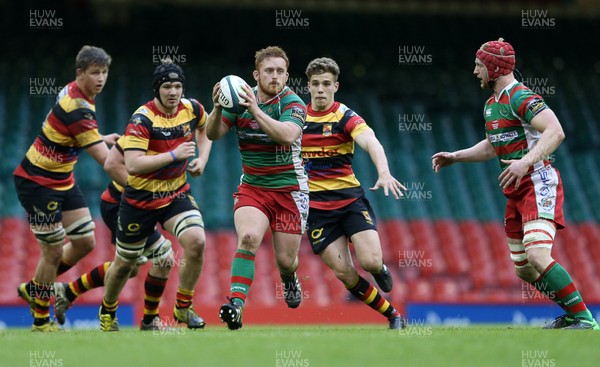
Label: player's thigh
xmin=319 ymin=236 xmax=354 ymax=275
xmin=272 ymin=231 xmax=302 ymax=263
xmin=350 ymin=229 xmax=383 ymax=267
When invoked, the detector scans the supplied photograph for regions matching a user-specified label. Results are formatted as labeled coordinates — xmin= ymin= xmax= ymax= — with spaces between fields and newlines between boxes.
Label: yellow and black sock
xmin=175 ymin=288 xmax=194 ymax=309
xmin=65 ymin=262 xmax=111 ymax=303
xmin=143 ymin=274 xmax=167 ymax=323
xmin=347 ymin=276 xmax=399 ymax=319
xmin=101 ymin=298 xmax=118 ymax=317
xmin=32 ymin=280 xmax=53 ymax=326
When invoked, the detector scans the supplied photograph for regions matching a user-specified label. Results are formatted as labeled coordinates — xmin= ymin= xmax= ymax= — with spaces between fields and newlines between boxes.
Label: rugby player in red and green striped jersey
xmin=302 ymin=57 xmax=407 ymax=329
xmin=432 ymin=38 xmax=598 ymax=330
xmin=13 ymin=45 xmax=119 ymax=332
xmin=206 ymin=46 xmax=308 ymax=330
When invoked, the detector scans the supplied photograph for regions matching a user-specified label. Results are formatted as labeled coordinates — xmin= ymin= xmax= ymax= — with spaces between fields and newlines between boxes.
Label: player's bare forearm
xmin=104 ymin=146 xmax=128 ymax=186
xmin=205 ymin=108 xmax=228 ymax=141
xmin=250 ymin=106 xmax=301 ymax=146
xmin=195 ymin=127 xmax=212 ymax=165
xmin=454 ymin=138 xmax=496 ymax=162
xmin=520 ymin=110 xmax=565 ymax=167
xmin=356 ymin=130 xmax=391 ymax=176
xmin=86 ymin=142 xmax=110 ymax=167
xmin=125 ymin=142 xmax=195 ymax=175
xmin=125 ymin=151 xmax=174 ymax=175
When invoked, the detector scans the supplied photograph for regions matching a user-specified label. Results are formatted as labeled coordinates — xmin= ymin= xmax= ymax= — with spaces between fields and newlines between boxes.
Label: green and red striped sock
xmin=538 ymin=261 xmax=592 ymax=321
xmin=229 ymin=249 xmax=255 ymax=306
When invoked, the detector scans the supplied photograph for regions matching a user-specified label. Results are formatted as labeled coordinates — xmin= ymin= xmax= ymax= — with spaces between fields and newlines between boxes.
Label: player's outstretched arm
xmin=355 ymin=129 xmax=406 ymax=199
xmin=205 ymin=82 xmax=230 ymax=141
xmin=432 ymin=138 xmax=496 ymax=173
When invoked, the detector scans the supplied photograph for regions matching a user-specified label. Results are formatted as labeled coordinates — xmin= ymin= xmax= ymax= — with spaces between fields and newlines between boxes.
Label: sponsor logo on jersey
xmin=539 ymin=197 xmax=555 ymax=210
xmin=488 ymin=130 xmax=518 ymax=143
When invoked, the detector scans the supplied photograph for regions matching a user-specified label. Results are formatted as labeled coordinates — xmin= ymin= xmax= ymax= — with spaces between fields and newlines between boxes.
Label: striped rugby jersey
xmin=14 ymin=81 xmax=103 ymax=190
xmin=484 ymin=80 xmax=550 ymax=173
xmin=222 ymin=86 xmax=308 ymax=192
xmin=302 ymin=102 xmax=370 ymax=210
xmin=120 ymin=98 xmax=206 ymax=209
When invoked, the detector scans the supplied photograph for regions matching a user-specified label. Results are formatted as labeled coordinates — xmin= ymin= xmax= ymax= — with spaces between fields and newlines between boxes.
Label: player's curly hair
xmin=75 ymin=45 xmax=111 ymax=71
xmin=255 ymin=46 xmax=289 ymax=70
xmin=305 ymin=57 xmax=340 ymax=81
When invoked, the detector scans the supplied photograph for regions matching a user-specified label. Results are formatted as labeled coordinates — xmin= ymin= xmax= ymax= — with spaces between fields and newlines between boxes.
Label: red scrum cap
xmin=476 ymin=38 xmax=515 ymax=81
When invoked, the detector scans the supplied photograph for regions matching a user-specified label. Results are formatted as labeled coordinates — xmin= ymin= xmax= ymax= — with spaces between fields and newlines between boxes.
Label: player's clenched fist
xmin=173 ymin=141 xmax=196 ymax=160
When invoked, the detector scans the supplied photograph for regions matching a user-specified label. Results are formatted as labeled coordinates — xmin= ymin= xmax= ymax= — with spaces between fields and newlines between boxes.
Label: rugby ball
xmin=218 ymin=75 xmax=249 ymax=114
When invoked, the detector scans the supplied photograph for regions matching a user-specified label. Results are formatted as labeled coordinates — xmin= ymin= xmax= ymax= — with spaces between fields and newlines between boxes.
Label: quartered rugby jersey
xmin=221 ymin=86 xmax=308 ymax=192
xmin=120 ymin=98 xmax=206 ymax=209
xmin=484 ymin=80 xmax=550 ymax=173
xmin=14 ymin=81 xmax=103 ymax=190
xmin=302 ymin=101 xmax=370 ymax=210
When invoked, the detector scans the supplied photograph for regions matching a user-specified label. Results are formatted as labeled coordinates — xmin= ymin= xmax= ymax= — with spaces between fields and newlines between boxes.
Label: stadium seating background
xmin=1 ymin=2 xmax=599 ymax=324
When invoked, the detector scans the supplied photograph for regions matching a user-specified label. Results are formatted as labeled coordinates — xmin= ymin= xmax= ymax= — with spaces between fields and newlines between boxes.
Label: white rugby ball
xmin=218 ymin=75 xmax=249 ymax=114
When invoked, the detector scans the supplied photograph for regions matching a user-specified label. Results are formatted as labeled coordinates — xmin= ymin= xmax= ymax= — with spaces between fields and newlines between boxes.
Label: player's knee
xmin=332 ymin=265 xmax=357 ymax=286
xmin=71 ymin=236 xmax=96 ymax=254
xmin=359 ymin=254 xmax=382 ymax=274
xmin=515 ymin=264 xmax=538 ymax=283
xmin=239 ymin=232 xmax=261 ymax=252
xmin=150 ymin=259 xmax=174 ymax=279
xmin=525 ymin=250 xmax=553 ymax=273
xmin=41 ymin=243 xmax=64 ymax=264
xmin=112 ymin=260 xmax=136 ymax=278
xmin=522 ymin=223 xmax=555 ymax=272
xmin=185 ymin=238 xmax=205 ymax=260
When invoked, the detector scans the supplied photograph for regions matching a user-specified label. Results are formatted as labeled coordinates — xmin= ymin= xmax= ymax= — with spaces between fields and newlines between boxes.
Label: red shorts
xmin=233 ymin=184 xmax=309 ymax=234
xmin=504 ymin=165 xmax=565 ymax=238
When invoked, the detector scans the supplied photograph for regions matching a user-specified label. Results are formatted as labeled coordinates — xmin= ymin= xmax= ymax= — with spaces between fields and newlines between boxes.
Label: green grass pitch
xmin=1 ymin=325 xmax=599 ymax=367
